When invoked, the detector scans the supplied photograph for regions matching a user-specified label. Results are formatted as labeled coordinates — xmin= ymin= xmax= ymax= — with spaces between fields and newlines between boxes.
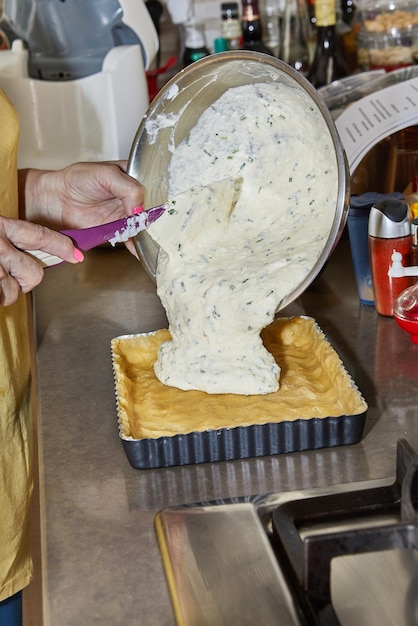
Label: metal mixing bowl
xmin=127 ymin=51 xmax=349 ymax=311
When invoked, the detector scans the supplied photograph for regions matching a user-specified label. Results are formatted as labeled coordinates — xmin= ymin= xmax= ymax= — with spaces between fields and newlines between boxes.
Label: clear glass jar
xmin=357 ymin=0 xmax=418 ymax=69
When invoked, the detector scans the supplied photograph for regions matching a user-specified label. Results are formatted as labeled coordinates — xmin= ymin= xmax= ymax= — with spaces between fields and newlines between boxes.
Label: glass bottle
xmin=221 ymin=2 xmax=243 ymax=50
xmin=280 ymin=0 xmax=312 ymax=75
xmin=260 ymin=0 xmax=281 ymax=57
xmin=307 ymin=0 xmax=316 ymax=27
xmin=307 ymin=0 xmax=348 ymax=88
xmin=338 ymin=0 xmax=360 ymax=73
xmin=241 ymin=0 xmax=274 ymax=55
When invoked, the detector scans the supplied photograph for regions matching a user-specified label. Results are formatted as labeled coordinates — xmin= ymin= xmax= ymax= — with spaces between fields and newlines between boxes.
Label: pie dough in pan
xmin=111 ymin=317 xmax=368 ymax=469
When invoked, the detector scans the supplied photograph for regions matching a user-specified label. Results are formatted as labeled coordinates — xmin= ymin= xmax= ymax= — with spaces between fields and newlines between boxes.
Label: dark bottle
xmin=307 ymin=0 xmax=348 ymax=88
xmin=341 ymin=0 xmax=356 ymax=28
xmin=307 ymin=0 xmax=316 ymax=27
xmin=338 ymin=0 xmax=360 ymax=73
xmin=241 ymin=0 xmax=274 ymax=55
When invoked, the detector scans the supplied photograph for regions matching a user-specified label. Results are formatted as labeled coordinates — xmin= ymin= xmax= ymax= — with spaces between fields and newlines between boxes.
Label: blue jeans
xmin=0 ymin=591 xmax=22 ymax=626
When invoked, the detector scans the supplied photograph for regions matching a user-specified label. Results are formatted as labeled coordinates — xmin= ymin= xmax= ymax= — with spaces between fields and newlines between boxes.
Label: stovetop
xmin=155 ymin=440 xmax=418 ymax=626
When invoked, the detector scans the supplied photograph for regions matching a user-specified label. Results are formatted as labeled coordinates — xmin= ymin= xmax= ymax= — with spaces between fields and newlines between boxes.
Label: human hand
xmin=0 ymin=216 xmax=83 ymax=306
xmin=20 ymin=161 xmax=145 ymax=231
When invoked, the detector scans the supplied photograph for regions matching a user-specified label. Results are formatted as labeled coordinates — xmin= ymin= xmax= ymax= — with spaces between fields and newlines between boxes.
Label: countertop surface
xmin=33 ymin=233 xmax=418 ymax=626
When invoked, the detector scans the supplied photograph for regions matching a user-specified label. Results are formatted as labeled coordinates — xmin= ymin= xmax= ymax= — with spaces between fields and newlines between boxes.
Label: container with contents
xmin=391 ymin=234 xmax=418 ymax=342
xmin=112 ymin=317 xmax=368 ymax=469
xmin=369 ymin=198 xmax=412 ymax=316
xmin=129 ymin=53 xmax=348 ymax=300
xmin=112 ymin=52 xmax=366 ymax=468
xmin=394 ymin=282 xmax=418 ymax=343
xmin=357 ymin=0 xmax=418 ymax=70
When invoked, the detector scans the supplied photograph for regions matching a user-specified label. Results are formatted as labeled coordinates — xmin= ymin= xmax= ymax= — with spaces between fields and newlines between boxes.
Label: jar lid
xmin=214 ymin=37 xmax=229 ymax=53
xmin=357 ymin=0 xmax=418 ymax=12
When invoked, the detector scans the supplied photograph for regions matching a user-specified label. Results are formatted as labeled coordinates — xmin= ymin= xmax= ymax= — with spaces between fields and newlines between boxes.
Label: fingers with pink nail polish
xmin=73 ymin=248 xmax=84 ymax=262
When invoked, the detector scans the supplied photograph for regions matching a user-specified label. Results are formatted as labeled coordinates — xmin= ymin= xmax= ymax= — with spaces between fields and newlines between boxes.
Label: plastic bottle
xmin=347 ymin=198 xmax=374 ymax=305
xmin=241 ymin=0 xmax=274 ymax=54
xmin=182 ymin=20 xmax=210 ymax=66
xmin=307 ymin=0 xmax=349 ymax=87
xmin=221 ymin=2 xmax=244 ymax=50
xmin=368 ymin=198 xmax=412 ymax=316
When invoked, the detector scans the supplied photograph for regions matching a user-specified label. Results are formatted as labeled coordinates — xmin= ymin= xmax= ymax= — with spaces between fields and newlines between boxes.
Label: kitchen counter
xmin=33 ymin=232 xmax=418 ymax=626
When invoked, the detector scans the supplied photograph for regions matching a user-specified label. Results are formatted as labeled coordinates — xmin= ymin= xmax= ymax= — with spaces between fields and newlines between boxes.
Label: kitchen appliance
xmin=0 ymin=0 xmax=158 ymax=169
xmin=155 ymin=438 xmax=418 ymax=626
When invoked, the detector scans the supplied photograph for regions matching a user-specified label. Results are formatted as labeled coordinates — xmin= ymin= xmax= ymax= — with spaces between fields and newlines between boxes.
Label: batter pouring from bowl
xmin=147 ymin=81 xmax=338 ymax=395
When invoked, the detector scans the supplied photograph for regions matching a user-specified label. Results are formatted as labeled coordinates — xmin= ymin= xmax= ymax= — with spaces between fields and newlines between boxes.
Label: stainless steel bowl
xmin=128 ymin=50 xmax=349 ymax=311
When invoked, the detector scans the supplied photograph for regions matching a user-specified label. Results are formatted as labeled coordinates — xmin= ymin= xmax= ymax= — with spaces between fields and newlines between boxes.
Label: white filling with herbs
xmin=147 ymin=82 xmax=338 ymax=395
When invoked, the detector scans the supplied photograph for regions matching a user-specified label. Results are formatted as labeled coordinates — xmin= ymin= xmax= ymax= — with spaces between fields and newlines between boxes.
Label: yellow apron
xmin=0 ymin=89 xmax=33 ymax=601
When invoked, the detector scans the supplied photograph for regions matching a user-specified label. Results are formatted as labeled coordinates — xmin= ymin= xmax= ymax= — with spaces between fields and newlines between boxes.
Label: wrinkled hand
xmin=0 ymin=216 xmax=83 ymax=306
xmin=21 ymin=161 xmax=145 ymax=230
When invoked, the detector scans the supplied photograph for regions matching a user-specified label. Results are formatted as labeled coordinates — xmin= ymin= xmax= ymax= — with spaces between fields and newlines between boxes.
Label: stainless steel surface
xmin=127 ymin=51 xmax=350 ymax=311
xmin=155 ymin=503 xmax=302 ymax=626
xmin=156 ymin=475 xmax=418 ymax=626
xmin=33 ymin=234 xmax=418 ymax=625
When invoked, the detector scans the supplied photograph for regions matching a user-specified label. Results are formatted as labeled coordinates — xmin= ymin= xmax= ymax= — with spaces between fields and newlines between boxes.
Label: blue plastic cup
xmin=347 ymin=204 xmax=374 ymax=306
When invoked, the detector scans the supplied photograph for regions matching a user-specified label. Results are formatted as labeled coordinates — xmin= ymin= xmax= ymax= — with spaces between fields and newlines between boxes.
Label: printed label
xmin=335 ymin=77 xmax=418 ymax=175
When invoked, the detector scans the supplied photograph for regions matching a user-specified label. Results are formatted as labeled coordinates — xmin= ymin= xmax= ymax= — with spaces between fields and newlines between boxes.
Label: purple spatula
xmin=27 ymin=205 xmax=166 ymax=267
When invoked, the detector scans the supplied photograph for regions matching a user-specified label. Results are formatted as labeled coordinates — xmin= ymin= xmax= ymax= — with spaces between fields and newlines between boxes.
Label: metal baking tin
xmin=111 ymin=331 xmax=367 ymax=470
xmin=119 ymin=413 xmax=366 ymax=470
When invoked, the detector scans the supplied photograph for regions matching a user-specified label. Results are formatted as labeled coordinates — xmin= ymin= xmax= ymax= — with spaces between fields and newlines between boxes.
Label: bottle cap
xmin=214 ymin=37 xmax=229 ymax=53
xmin=221 ymin=2 xmax=239 ymax=18
xmin=368 ymin=198 xmax=411 ymax=238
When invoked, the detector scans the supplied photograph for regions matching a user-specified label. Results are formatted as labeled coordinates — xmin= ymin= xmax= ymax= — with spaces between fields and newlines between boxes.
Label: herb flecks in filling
xmin=147 ymin=82 xmax=337 ymax=395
